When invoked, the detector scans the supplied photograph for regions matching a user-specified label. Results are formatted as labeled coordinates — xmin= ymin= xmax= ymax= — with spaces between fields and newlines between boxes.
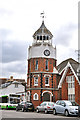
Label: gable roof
xmin=57 ymin=58 xmax=79 ymax=74
xmin=58 ymin=58 xmax=80 ymax=88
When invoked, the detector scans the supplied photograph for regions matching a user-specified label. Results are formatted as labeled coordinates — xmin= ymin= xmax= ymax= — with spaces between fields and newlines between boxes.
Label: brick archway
xmin=42 ymin=91 xmax=53 ymax=102
xmin=43 ymin=92 xmax=50 ymax=101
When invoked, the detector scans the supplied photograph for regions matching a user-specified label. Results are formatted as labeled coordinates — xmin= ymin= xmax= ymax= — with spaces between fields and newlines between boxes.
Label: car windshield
xmin=65 ymin=101 xmax=72 ymax=106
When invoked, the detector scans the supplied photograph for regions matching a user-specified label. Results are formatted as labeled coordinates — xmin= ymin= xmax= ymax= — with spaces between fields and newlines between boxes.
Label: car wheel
xmin=44 ymin=109 xmax=48 ymax=114
xmin=22 ymin=107 xmax=24 ymax=112
xmin=65 ymin=110 xmax=69 ymax=116
xmin=36 ymin=108 xmax=39 ymax=113
xmin=53 ymin=109 xmax=57 ymax=115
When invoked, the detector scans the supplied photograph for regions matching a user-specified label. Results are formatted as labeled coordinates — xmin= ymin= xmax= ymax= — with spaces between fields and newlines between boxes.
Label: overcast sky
xmin=0 ymin=0 xmax=79 ymax=81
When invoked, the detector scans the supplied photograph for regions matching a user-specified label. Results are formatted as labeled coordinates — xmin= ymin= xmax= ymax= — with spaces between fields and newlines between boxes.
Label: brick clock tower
xmin=27 ymin=20 xmax=60 ymax=108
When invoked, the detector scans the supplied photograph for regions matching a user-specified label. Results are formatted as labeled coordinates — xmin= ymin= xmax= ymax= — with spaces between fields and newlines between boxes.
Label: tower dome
xmin=28 ymin=20 xmax=56 ymax=60
xmin=33 ymin=21 xmax=53 ymax=41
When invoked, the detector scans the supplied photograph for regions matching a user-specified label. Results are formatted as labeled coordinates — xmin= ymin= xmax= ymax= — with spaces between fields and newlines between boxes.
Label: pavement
xmin=0 ymin=110 xmax=80 ymax=120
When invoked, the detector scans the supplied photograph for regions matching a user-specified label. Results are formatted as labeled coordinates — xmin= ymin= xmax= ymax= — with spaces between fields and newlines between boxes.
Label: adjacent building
xmin=0 ymin=76 xmax=26 ymax=102
xmin=58 ymin=58 xmax=80 ymax=105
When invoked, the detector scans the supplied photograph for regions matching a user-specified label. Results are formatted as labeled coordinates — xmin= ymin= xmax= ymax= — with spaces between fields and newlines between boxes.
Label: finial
xmin=40 ymin=11 xmax=45 ymax=22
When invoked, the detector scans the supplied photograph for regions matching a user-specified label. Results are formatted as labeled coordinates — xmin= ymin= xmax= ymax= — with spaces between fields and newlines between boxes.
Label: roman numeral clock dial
xmin=44 ymin=49 xmax=50 ymax=56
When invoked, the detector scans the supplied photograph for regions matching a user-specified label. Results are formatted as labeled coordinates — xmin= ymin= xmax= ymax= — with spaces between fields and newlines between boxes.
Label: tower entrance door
xmin=43 ymin=92 xmax=50 ymax=101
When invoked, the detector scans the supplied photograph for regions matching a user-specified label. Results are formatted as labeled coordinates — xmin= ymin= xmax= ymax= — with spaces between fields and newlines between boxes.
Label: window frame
xmin=33 ymin=93 xmax=38 ymax=100
xmin=68 ymin=94 xmax=75 ymax=102
xmin=15 ymin=83 xmax=18 ymax=88
xmin=67 ymin=75 xmax=75 ymax=88
xmin=45 ymin=76 xmax=49 ymax=86
xmin=34 ymin=76 xmax=38 ymax=86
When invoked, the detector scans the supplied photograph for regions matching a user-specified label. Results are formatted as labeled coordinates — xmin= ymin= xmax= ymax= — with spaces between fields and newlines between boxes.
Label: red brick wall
xmin=27 ymin=58 xmax=56 ymax=73
xmin=31 ymin=90 xmax=41 ymax=108
xmin=61 ymin=68 xmax=70 ymax=100
xmin=61 ymin=67 xmax=80 ymax=105
xmin=27 ymin=57 xmax=60 ymax=108
xmin=27 ymin=73 xmax=59 ymax=89
xmin=62 ymin=77 xmax=68 ymax=100
xmin=30 ymin=89 xmax=59 ymax=108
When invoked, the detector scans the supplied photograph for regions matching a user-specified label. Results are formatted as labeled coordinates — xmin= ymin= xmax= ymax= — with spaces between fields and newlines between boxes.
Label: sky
xmin=0 ymin=0 xmax=79 ymax=81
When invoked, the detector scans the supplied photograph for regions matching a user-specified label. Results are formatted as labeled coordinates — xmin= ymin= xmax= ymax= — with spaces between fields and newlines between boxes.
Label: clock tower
xmin=27 ymin=20 xmax=60 ymax=108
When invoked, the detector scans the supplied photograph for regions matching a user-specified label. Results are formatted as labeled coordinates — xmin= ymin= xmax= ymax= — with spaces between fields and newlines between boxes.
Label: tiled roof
xmin=57 ymin=58 xmax=79 ymax=74
xmin=33 ymin=21 xmax=53 ymax=39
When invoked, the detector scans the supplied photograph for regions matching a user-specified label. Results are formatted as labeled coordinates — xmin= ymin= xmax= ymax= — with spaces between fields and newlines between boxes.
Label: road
xmin=0 ymin=110 xmax=79 ymax=120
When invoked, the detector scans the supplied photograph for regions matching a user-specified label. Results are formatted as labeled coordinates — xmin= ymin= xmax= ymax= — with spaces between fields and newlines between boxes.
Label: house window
xmin=34 ymin=77 xmax=38 ymax=86
xmin=67 ymin=76 xmax=75 ymax=88
xmin=66 ymin=76 xmax=75 ymax=83
xmin=35 ymin=60 xmax=38 ymax=70
xmin=47 ymin=36 xmax=49 ymax=40
xmin=28 ymin=78 xmax=30 ymax=86
xmin=68 ymin=82 xmax=75 ymax=88
xmin=40 ymin=36 xmax=42 ymax=40
xmin=15 ymin=84 xmax=18 ymax=88
xmin=37 ymin=36 xmax=39 ymax=40
xmin=43 ymin=36 xmax=45 ymax=40
xmin=53 ymin=61 xmax=56 ymax=67
xmin=45 ymin=77 xmax=49 ymax=86
xmin=33 ymin=93 xmax=38 ymax=100
xmin=45 ymin=60 xmax=48 ymax=70
xmin=68 ymin=94 xmax=75 ymax=102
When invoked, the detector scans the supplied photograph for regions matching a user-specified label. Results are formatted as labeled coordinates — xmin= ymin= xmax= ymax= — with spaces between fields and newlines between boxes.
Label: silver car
xmin=36 ymin=102 xmax=55 ymax=114
xmin=53 ymin=100 xmax=78 ymax=116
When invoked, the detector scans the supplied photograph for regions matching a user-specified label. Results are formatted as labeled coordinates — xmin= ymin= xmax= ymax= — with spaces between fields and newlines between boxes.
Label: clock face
xmin=44 ymin=49 xmax=50 ymax=56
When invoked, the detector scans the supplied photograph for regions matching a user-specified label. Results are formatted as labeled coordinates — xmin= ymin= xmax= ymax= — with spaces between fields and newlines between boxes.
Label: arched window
xmin=45 ymin=77 xmax=49 ymax=86
xmin=34 ymin=76 xmax=38 ymax=86
xmin=33 ymin=93 xmax=38 ymax=100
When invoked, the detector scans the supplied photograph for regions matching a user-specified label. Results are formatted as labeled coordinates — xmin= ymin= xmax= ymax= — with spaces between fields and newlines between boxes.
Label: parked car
xmin=53 ymin=100 xmax=78 ymax=116
xmin=16 ymin=101 xmax=34 ymax=112
xmin=36 ymin=101 xmax=55 ymax=114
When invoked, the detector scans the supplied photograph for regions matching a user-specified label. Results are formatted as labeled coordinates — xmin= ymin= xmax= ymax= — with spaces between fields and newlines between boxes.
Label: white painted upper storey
xmin=28 ymin=21 xmax=56 ymax=60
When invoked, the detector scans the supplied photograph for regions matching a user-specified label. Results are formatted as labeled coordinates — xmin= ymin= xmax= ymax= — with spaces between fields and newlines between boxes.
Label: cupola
xmin=33 ymin=20 xmax=53 ymax=45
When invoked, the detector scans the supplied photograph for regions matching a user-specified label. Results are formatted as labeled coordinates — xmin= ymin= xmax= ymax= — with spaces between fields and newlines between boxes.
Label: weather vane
xmin=40 ymin=11 xmax=45 ymax=21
